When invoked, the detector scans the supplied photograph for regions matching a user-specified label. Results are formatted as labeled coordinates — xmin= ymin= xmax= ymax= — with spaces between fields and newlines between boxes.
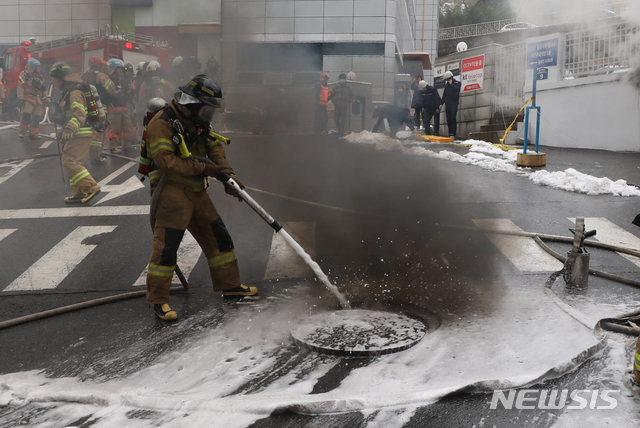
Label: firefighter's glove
xmin=224 ymin=175 xmax=244 ymax=201
xmin=61 ymin=128 xmax=75 ymax=141
xmin=203 ymin=162 xmax=225 ymax=177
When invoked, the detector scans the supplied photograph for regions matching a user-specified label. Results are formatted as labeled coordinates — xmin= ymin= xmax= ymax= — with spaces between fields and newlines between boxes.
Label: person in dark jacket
xmin=422 ymin=82 xmax=442 ymax=136
xmin=371 ymin=104 xmax=413 ymax=137
xmin=411 ymin=76 xmax=425 ymax=130
xmin=439 ymin=71 xmax=462 ymax=138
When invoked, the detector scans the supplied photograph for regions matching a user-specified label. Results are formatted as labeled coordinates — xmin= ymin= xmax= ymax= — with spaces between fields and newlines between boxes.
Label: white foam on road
xmin=4 ymin=226 xmax=117 ymax=291
xmin=0 ymin=283 xmax=609 ymax=426
xmin=343 ymin=131 xmax=640 ymax=197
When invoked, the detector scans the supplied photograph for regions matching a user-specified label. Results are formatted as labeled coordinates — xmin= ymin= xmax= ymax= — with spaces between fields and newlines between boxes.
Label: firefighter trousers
xmin=20 ymin=101 xmax=43 ymax=136
xmin=89 ymin=129 xmax=106 ymax=159
xmin=107 ymin=110 xmax=134 ymax=149
xmin=146 ymin=182 xmax=241 ymax=304
xmin=62 ymin=131 xmax=101 ymax=198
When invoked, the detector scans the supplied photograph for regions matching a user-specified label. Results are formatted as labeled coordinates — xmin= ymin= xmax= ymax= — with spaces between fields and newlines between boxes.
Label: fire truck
xmin=0 ymin=30 xmax=170 ymax=120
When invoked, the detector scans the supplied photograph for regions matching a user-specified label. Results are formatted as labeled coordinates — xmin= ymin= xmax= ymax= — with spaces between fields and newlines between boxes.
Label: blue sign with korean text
xmin=526 ymin=39 xmax=558 ymax=69
xmin=536 ymin=67 xmax=548 ymax=80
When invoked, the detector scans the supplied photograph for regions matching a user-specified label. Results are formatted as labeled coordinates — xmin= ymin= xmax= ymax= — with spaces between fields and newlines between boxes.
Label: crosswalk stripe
xmin=569 ymin=217 xmax=640 ymax=268
xmin=0 ymin=159 xmax=34 ymax=186
xmin=473 ymin=219 xmax=564 ymax=272
xmin=0 ymin=229 xmax=17 ymax=242
xmin=39 ymin=140 xmax=53 ymax=149
xmin=264 ymin=221 xmax=316 ymax=279
xmin=4 ymin=226 xmax=117 ymax=292
xmin=0 ymin=206 xmax=149 ymax=219
xmin=133 ymin=231 xmax=201 ymax=286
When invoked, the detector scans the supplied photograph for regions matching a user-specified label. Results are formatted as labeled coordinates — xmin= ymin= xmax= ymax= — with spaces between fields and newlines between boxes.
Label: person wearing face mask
xmin=144 ymin=74 xmax=257 ymax=321
xmin=328 ymin=73 xmax=353 ymax=136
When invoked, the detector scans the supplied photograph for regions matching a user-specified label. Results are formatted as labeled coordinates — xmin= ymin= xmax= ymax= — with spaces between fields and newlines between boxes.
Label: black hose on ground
xmin=0 ymin=287 xmax=185 ymax=330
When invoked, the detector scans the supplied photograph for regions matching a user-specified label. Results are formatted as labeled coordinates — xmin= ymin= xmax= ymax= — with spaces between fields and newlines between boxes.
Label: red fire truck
xmin=0 ymin=30 xmax=169 ymax=120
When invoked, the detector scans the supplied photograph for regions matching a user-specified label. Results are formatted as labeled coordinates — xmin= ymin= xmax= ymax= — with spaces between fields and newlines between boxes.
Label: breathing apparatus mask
xmin=175 ymin=91 xmax=224 ymax=129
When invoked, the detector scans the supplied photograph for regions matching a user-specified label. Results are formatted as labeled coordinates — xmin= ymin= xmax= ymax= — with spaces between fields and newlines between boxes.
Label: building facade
xmin=0 ymin=0 xmax=111 ymax=49
xmin=221 ymin=0 xmax=439 ymax=105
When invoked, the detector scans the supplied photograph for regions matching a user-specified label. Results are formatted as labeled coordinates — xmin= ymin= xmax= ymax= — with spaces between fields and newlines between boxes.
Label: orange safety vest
xmin=319 ymin=85 xmax=329 ymax=106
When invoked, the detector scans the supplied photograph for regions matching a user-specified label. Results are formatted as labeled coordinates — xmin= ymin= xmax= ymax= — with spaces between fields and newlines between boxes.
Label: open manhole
xmin=291 ymin=309 xmax=427 ymax=356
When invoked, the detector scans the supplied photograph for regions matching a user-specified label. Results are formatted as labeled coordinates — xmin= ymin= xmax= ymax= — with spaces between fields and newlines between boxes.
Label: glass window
xmin=5 ymin=53 xmax=14 ymax=70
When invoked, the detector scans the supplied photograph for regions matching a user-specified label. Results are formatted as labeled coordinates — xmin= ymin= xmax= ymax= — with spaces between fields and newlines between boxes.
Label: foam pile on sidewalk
xmin=343 ymin=131 xmax=640 ymax=197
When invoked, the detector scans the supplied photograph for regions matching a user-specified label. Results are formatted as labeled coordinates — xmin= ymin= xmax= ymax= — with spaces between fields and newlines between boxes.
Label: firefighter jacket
xmin=139 ymin=77 xmax=174 ymax=104
xmin=94 ymin=71 xmax=118 ymax=106
xmin=17 ymin=70 xmax=46 ymax=105
xmin=58 ymin=74 xmax=93 ymax=138
xmin=146 ymin=101 xmax=234 ymax=192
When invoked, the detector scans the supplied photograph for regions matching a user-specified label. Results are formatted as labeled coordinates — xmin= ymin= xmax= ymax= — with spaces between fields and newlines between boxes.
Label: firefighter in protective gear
xmin=106 ymin=58 xmax=135 ymax=153
xmin=85 ymin=55 xmax=118 ymax=161
xmin=145 ymin=74 xmax=257 ymax=321
xmin=17 ymin=58 xmax=47 ymax=139
xmin=50 ymin=63 xmax=101 ymax=204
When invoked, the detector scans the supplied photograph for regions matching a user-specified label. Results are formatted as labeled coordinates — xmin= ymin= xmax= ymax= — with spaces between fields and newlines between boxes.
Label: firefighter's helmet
xmin=177 ymin=75 xmax=224 ymax=108
xmin=124 ymin=63 xmax=133 ymax=72
xmin=26 ymin=58 xmax=40 ymax=70
xmin=49 ymin=62 xmax=73 ymax=80
xmin=89 ymin=55 xmax=103 ymax=67
xmin=107 ymin=58 xmax=125 ymax=71
xmin=444 ymin=71 xmax=454 ymax=80
xmin=147 ymin=61 xmax=161 ymax=72
xmin=138 ymin=61 xmax=146 ymax=71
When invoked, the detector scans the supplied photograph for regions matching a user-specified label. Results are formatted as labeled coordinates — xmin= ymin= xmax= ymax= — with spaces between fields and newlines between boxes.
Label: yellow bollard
xmin=633 ymin=334 xmax=640 ymax=385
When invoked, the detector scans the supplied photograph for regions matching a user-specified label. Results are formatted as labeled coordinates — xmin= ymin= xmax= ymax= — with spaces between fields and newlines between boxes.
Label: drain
xmin=291 ymin=309 xmax=427 ymax=356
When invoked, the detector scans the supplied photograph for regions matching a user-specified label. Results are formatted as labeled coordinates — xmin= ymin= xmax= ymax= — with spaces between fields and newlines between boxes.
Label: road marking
xmin=473 ymin=218 xmax=564 ymax=272
xmin=569 ymin=217 xmax=640 ymax=268
xmin=264 ymin=221 xmax=316 ymax=279
xmin=4 ymin=226 xmax=117 ymax=291
xmin=0 ymin=159 xmax=34 ymax=186
xmin=39 ymin=140 xmax=53 ymax=149
xmin=0 ymin=229 xmax=17 ymax=242
xmin=133 ymin=231 xmax=201 ymax=286
xmin=95 ymin=162 xmax=145 ymax=205
xmin=0 ymin=206 xmax=149 ymax=219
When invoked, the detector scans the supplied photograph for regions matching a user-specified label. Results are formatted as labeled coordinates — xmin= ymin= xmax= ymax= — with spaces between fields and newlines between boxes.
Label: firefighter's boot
xmin=154 ymin=303 xmax=178 ymax=321
xmin=18 ymin=124 xmax=27 ymax=139
xmin=29 ymin=128 xmax=41 ymax=140
xmin=223 ymin=284 xmax=258 ymax=298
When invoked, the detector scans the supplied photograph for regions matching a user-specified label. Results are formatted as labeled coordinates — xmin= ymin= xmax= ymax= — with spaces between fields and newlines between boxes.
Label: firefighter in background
xmin=123 ymin=63 xmax=139 ymax=143
xmin=50 ymin=63 xmax=101 ymax=204
xmin=17 ymin=58 xmax=47 ymax=139
xmin=106 ymin=58 xmax=135 ymax=153
xmin=85 ymin=55 xmax=118 ymax=161
xmin=314 ymin=73 xmax=330 ymax=134
xmin=145 ymin=75 xmax=257 ymax=321
xmin=138 ymin=61 xmax=174 ymax=109
xmin=204 ymin=56 xmax=221 ymax=81
xmin=0 ymin=79 xmax=4 ymax=117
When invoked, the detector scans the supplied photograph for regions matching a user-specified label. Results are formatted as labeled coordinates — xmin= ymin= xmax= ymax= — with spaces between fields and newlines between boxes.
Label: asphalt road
xmin=1 ymin=123 xmax=639 ymax=427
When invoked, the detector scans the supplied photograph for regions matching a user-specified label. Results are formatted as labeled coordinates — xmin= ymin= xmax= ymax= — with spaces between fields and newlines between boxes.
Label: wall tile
xmin=324 ymin=1 xmax=352 ymax=17
xmin=294 ymin=1 xmax=323 ymax=17
xmin=353 ymin=56 xmax=384 ymax=71
xmin=354 ymin=33 xmax=384 ymax=41
xmin=354 ymin=0 xmax=385 ymax=16
xmin=294 ymin=17 xmax=323 ymax=33
xmin=266 ymin=1 xmax=294 ymax=18
xmin=72 ymin=3 xmax=98 ymax=20
xmin=0 ymin=6 xmax=20 ymax=21
xmin=265 ymin=33 xmax=294 ymax=42
xmin=324 ymin=17 xmax=352 ymax=34
xmin=323 ymin=33 xmax=353 ymax=42
xmin=265 ymin=17 xmax=294 ymax=33
xmin=0 ymin=21 xmax=20 ymax=36
xmin=294 ymin=33 xmax=323 ymax=42
xmin=353 ymin=17 xmax=385 ymax=34
xmin=323 ymin=56 xmax=354 ymax=73
xmin=237 ymin=2 xmax=265 ymax=18
xmin=72 ymin=19 xmax=98 ymax=34
xmin=45 ymin=19 xmax=72 ymax=36
xmin=45 ymin=3 xmax=71 ymax=20
xmin=20 ymin=5 xmax=46 ymax=20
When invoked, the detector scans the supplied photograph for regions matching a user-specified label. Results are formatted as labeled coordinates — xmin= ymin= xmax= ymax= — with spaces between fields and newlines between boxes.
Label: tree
xmin=440 ymin=0 xmax=515 ymax=28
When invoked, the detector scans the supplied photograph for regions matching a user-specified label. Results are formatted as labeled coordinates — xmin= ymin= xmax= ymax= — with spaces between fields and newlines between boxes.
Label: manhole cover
xmin=291 ymin=309 xmax=427 ymax=356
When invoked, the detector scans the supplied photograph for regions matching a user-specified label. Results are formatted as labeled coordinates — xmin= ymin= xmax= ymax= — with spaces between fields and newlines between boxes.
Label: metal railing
xmin=493 ymin=42 xmax=526 ymax=115
xmin=439 ymin=18 xmax=517 ymax=40
xmin=564 ymin=22 xmax=637 ymax=79
xmin=439 ymin=2 xmax=630 ymax=40
xmin=29 ymin=30 xmax=169 ymax=54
